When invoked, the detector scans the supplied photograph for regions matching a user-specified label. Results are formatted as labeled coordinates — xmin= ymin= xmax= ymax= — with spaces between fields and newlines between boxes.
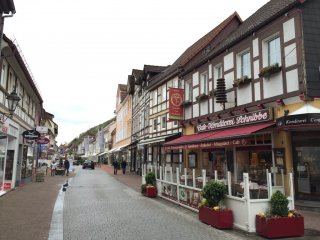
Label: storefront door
xmin=292 ymin=132 xmax=320 ymax=201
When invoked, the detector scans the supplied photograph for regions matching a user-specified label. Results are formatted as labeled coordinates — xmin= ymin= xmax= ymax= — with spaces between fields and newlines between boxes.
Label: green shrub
xmin=141 ymin=184 xmax=147 ymax=194
xmin=271 ymin=190 xmax=289 ymax=217
xmin=202 ymin=180 xmax=227 ymax=207
xmin=145 ymin=172 xmax=156 ymax=185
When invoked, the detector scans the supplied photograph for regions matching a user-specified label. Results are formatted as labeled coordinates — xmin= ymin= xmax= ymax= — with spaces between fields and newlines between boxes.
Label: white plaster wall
xmin=237 ymin=84 xmax=253 ymax=106
xmin=224 ymin=52 xmax=234 ymax=71
xmin=286 ymin=69 xmax=299 ymax=93
xmin=200 ymin=101 xmax=208 ymax=115
xmin=185 ymin=106 xmax=192 ymax=120
xmin=224 ymin=71 xmax=234 ymax=89
xmin=283 ymin=18 xmax=295 ymax=43
xmin=263 ymin=73 xmax=283 ymax=98
xmin=254 ymin=82 xmax=261 ymax=101
xmin=284 ymin=43 xmax=297 ymax=68
xmin=193 ymin=103 xmax=199 ymax=118
xmin=209 ymin=98 xmax=213 ymax=114
xmin=193 ymin=87 xmax=198 ymax=102
xmin=225 ymin=91 xmax=236 ymax=109
xmin=253 ymin=60 xmax=260 ymax=80
xmin=193 ymin=72 xmax=199 ymax=86
xmin=252 ymin=38 xmax=259 ymax=58
xmin=213 ymin=98 xmax=224 ymax=112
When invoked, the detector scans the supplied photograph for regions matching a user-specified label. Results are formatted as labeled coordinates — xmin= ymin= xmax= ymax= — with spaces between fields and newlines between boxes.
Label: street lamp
xmin=0 ymin=89 xmax=21 ymax=122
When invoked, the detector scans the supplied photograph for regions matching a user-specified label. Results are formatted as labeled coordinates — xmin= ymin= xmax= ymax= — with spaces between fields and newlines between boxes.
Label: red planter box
xmin=144 ymin=186 xmax=157 ymax=198
xmin=199 ymin=206 xmax=233 ymax=229
xmin=256 ymin=215 xmax=304 ymax=238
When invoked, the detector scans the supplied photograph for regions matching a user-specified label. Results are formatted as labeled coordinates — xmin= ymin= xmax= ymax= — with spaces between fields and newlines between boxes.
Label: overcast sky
xmin=4 ymin=0 xmax=269 ymax=145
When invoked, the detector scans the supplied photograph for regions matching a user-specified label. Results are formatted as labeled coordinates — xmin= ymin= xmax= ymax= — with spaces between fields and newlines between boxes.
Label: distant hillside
xmin=68 ymin=117 xmax=115 ymax=147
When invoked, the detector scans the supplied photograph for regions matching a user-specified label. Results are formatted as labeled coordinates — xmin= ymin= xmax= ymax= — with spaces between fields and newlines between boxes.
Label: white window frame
xmin=161 ymin=115 xmax=166 ymax=129
xmin=185 ymin=79 xmax=192 ymax=101
xmin=268 ymin=37 xmax=281 ymax=66
xmin=153 ymin=119 xmax=157 ymax=131
xmin=200 ymin=72 xmax=208 ymax=94
xmin=161 ymin=85 xmax=166 ymax=102
xmin=241 ymin=51 xmax=251 ymax=77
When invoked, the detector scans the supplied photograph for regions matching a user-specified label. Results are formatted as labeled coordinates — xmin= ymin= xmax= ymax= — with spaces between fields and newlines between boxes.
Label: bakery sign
xmin=197 ymin=109 xmax=273 ymax=133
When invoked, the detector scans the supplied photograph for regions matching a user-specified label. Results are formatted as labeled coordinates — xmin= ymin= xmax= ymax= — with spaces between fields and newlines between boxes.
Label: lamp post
xmin=0 ymin=89 xmax=21 ymax=122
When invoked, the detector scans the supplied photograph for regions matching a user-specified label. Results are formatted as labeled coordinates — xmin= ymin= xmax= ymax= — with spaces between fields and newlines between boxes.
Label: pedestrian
xmin=121 ymin=160 xmax=127 ymax=174
xmin=64 ymin=159 xmax=70 ymax=176
xmin=112 ymin=160 xmax=119 ymax=175
xmin=51 ymin=163 xmax=56 ymax=176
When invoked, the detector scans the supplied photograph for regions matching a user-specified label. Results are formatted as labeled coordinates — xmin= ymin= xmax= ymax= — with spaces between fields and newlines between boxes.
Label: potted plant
xmin=233 ymin=75 xmax=251 ymax=87
xmin=256 ymin=190 xmax=304 ymax=238
xmin=258 ymin=63 xmax=282 ymax=78
xmin=198 ymin=180 xmax=233 ymax=229
xmin=142 ymin=172 xmax=157 ymax=198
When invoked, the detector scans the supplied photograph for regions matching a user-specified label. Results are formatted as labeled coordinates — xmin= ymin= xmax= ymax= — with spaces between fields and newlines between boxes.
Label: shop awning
xmin=97 ymin=151 xmax=108 ymax=156
xmin=164 ymin=122 xmax=275 ymax=150
xmin=204 ymin=122 xmax=275 ymax=141
xmin=163 ymin=131 xmax=216 ymax=146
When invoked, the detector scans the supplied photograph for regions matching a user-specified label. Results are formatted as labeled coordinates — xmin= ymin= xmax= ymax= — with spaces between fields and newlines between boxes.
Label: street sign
xmin=36 ymin=126 xmax=48 ymax=134
xmin=22 ymin=130 xmax=40 ymax=140
xmin=36 ymin=136 xmax=50 ymax=144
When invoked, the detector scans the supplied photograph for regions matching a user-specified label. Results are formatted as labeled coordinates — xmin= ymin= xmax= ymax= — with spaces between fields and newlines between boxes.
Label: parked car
xmin=73 ymin=160 xmax=80 ymax=166
xmin=82 ymin=160 xmax=95 ymax=169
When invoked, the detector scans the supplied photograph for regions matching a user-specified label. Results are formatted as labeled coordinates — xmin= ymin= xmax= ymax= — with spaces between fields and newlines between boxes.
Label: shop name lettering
xmin=197 ymin=110 xmax=270 ymax=132
xmin=285 ymin=117 xmax=320 ymax=125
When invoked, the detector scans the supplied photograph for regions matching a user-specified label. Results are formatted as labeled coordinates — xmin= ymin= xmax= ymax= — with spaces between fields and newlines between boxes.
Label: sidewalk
xmin=0 ymin=171 xmax=73 ymax=240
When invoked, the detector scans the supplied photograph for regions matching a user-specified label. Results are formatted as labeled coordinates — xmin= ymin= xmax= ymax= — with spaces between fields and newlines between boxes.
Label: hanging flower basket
xmin=196 ymin=93 xmax=209 ymax=102
xmin=258 ymin=63 xmax=282 ymax=78
xmin=233 ymin=76 xmax=251 ymax=87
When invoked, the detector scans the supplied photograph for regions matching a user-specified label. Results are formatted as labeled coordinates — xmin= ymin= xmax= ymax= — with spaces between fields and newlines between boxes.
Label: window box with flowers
xmin=258 ymin=63 xmax=282 ymax=78
xmin=209 ymin=89 xmax=217 ymax=97
xmin=256 ymin=191 xmax=304 ymax=238
xmin=198 ymin=180 xmax=233 ymax=229
xmin=196 ymin=93 xmax=209 ymax=102
xmin=181 ymin=100 xmax=193 ymax=107
xmin=233 ymin=76 xmax=251 ymax=87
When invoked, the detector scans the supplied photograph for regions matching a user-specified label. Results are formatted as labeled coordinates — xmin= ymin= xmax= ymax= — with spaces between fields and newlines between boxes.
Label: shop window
xmin=236 ymin=149 xmax=272 ymax=185
xmin=188 ymin=151 xmax=197 ymax=168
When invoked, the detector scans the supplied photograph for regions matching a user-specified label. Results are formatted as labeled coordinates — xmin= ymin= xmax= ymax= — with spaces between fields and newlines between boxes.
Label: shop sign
xmin=36 ymin=136 xmax=50 ymax=144
xmin=0 ymin=182 xmax=11 ymax=189
xmin=22 ymin=130 xmax=40 ymax=140
xmin=168 ymin=87 xmax=184 ymax=121
xmin=164 ymin=138 xmax=247 ymax=151
xmin=36 ymin=126 xmax=48 ymax=134
xmin=197 ymin=109 xmax=273 ymax=133
xmin=276 ymin=113 xmax=320 ymax=128
xmin=0 ymin=123 xmax=8 ymax=134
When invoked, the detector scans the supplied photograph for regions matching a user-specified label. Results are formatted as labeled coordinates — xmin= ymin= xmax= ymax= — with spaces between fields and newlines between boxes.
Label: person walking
xmin=64 ymin=159 xmax=70 ymax=176
xmin=50 ymin=163 xmax=56 ymax=176
xmin=121 ymin=160 xmax=127 ymax=174
xmin=112 ymin=160 xmax=119 ymax=175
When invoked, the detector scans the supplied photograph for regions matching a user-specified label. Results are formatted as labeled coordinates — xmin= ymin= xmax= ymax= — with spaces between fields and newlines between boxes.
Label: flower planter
xmin=255 ymin=215 xmax=304 ymax=238
xmin=144 ymin=186 xmax=157 ymax=198
xmin=199 ymin=206 xmax=233 ymax=229
xmin=258 ymin=64 xmax=282 ymax=78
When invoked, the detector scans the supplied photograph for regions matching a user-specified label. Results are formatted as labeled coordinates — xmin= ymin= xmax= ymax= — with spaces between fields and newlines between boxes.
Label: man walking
xmin=112 ymin=160 xmax=119 ymax=175
xmin=64 ymin=159 xmax=70 ymax=176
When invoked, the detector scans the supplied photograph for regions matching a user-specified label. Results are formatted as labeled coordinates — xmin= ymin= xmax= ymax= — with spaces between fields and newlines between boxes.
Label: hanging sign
xmin=168 ymin=87 xmax=184 ymax=121
xmin=36 ymin=136 xmax=50 ymax=144
xmin=22 ymin=130 xmax=40 ymax=140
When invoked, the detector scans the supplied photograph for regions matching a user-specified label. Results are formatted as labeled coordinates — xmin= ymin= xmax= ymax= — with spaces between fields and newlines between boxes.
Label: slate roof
xmin=185 ymin=0 xmax=303 ymax=73
xmin=147 ymin=11 xmax=242 ymax=90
